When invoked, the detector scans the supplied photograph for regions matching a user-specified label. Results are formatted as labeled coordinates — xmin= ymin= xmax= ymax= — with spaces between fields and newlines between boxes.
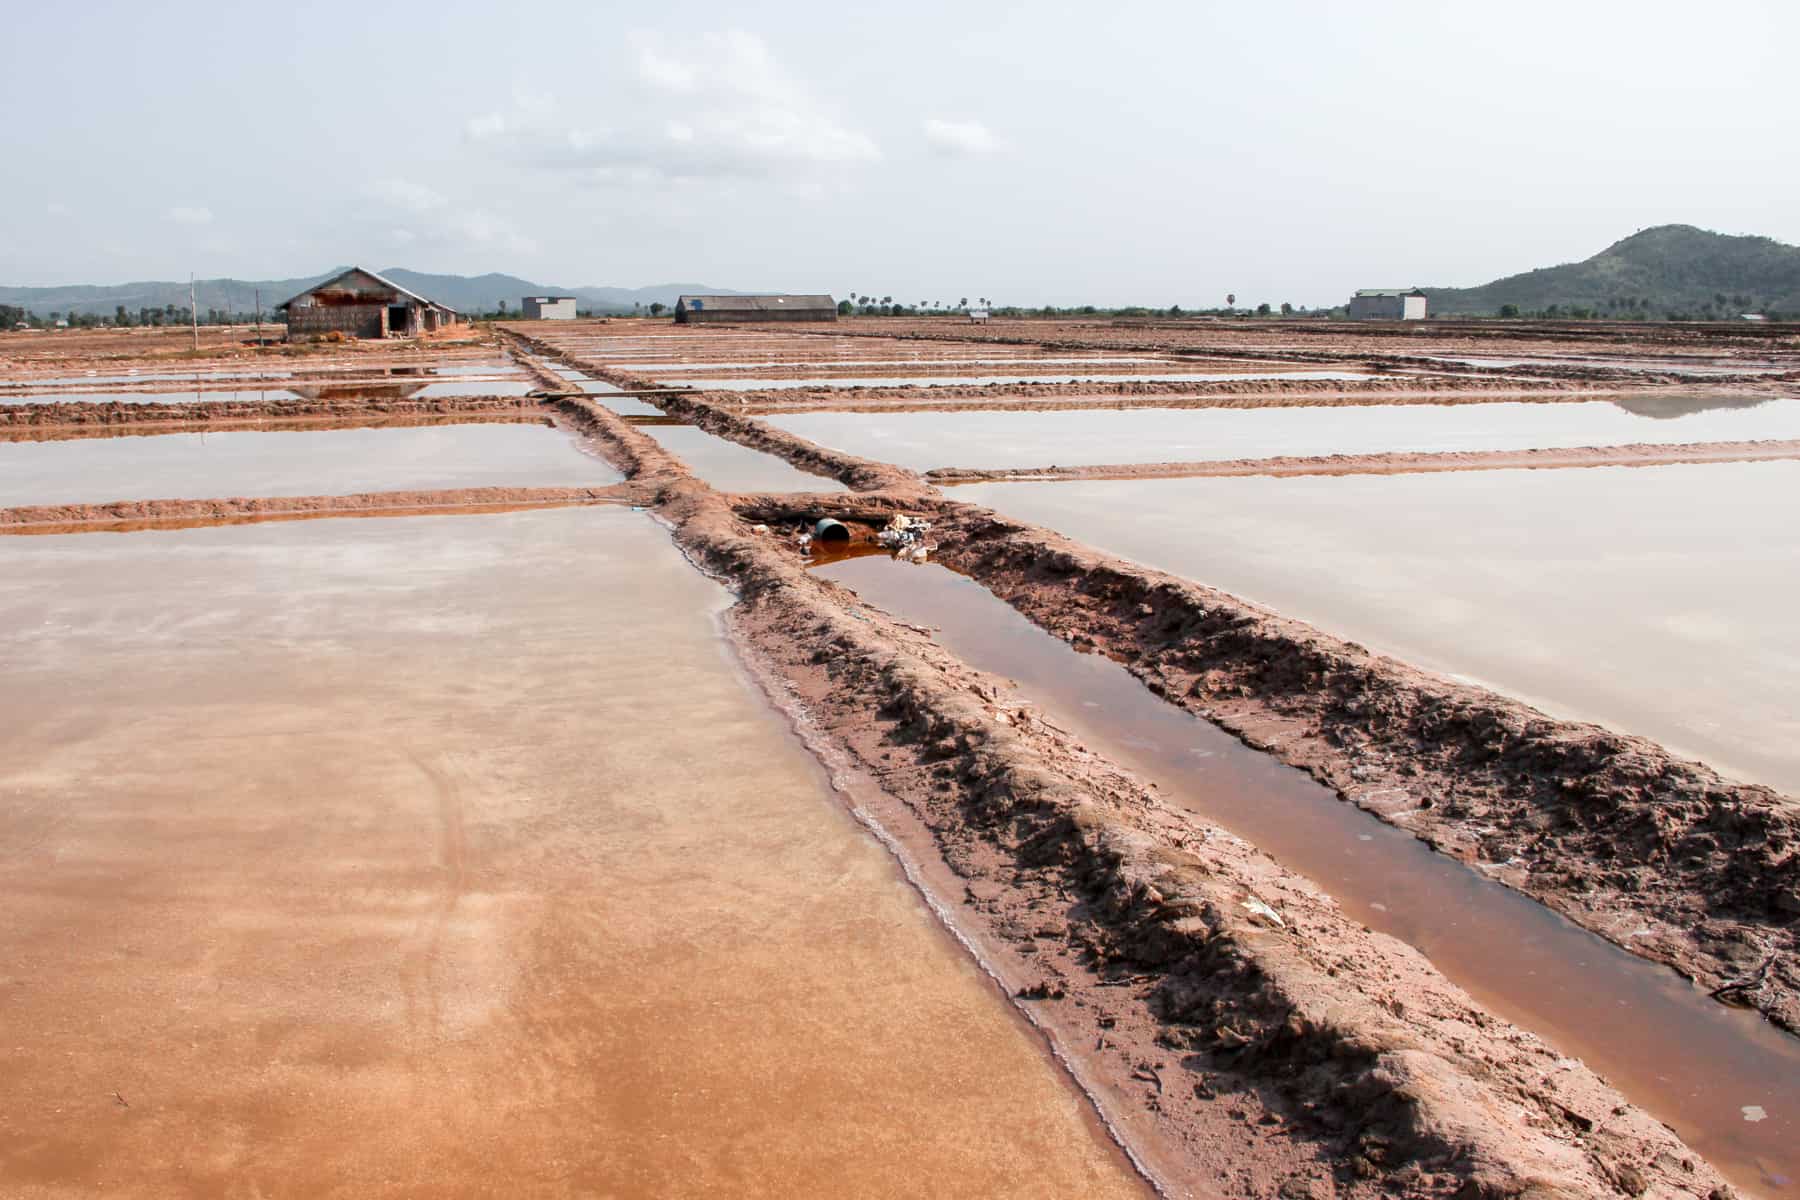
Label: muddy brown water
xmin=636 ymin=422 xmax=848 ymax=492
xmin=813 ymin=551 xmax=1800 ymax=1195
xmin=765 ymin=397 xmax=1800 ymax=473
xmin=0 ymin=508 xmax=1145 ymax=1198
xmin=959 ymin=461 xmax=1800 ymax=796
xmin=0 ymin=423 xmax=620 ymax=507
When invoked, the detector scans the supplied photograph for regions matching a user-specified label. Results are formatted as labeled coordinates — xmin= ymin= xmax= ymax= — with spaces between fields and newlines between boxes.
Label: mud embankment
xmin=0 ymin=484 xmax=636 ymax=534
xmin=687 ymin=374 xmax=1611 ymax=406
xmin=556 ymin=392 xmax=1735 ymax=1199
xmin=737 ymin=388 xmax=1656 ymax=415
xmin=803 ymin=313 xmax=1800 ymax=356
xmin=0 ymin=413 xmax=549 ymax=444
xmin=652 ymin=391 xmax=928 ymax=494
xmin=547 ymin=393 xmax=928 ymax=496
xmin=925 ymin=509 xmax=1799 ymax=1034
xmin=927 ymin=438 xmax=1800 ymax=483
xmin=0 ymin=395 xmax=545 ymax=433
xmin=788 ymin=321 xmax=1799 ymax=386
xmin=588 ymin=382 xmax=1800 ymax=1034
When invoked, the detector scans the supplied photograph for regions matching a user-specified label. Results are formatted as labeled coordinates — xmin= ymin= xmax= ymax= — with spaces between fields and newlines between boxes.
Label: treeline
xmin=1494 ymin=294 xmax=1788 ymax=321
xmin=825 ymin=294 xmax=1318 ymax=319
xmin=2 ymin=302 xmax=277 ymax=330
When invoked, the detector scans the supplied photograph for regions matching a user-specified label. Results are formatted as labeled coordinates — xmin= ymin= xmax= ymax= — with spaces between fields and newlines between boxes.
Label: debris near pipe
xmin=877 ymin=513 xmax=935 ymax=563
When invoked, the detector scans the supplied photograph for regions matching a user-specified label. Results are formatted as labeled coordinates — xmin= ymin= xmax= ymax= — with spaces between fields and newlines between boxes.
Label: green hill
xmin=0 ymin=270 xmax=743 ymax=319
xmin=1425 ymin=225 xmax=1800 ymax=318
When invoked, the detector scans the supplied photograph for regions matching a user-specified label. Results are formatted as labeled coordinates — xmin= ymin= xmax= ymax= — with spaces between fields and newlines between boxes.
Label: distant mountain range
xmin=1425 ymin=225 xmax=1800 ymax=318
xmin=0 ymin=268 xmax=744 ymax=318
xmin=13 ymin=225 xmax=1800 ymax=322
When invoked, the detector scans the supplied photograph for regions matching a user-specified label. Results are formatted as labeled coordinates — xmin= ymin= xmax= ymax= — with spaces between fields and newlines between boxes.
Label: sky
xmin=4 ymin=0 xmax=1796 ymax=307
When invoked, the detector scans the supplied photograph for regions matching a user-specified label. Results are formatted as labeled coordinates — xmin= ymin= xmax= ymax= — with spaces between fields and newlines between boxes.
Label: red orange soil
xmin=554 ymin=393 xmax=1741 ymax=1198
xmin=12 ymin=322 xmax=1792 ymax=1196
xmin=550 ymin=366 xmax=1800 ymax=1044
xmin=0 ymin=484 xmax=638 ymax=533
xmin=915 ymin=508 xmax=1800 ymax=1035
xmin=0 ymin=394 xmax=546 ymax=432
xmin=925 ymin=438 xmax=1800 ymax=483
xmin=734 ymin=387 xmax=1647 ymax=414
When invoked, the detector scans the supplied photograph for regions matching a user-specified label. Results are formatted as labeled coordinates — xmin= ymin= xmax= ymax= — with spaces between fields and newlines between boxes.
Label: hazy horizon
xmin=5 ymin=0 xmax=1795 ymax=308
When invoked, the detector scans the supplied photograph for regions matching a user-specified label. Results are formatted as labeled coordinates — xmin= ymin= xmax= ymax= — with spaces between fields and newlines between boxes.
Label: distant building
xmin=1347 ymin=288 xmax=1427 ymax=321
xmin=968 ymin=308 xmax=991 ymax=324
xmin=522 ymin=295 xmax=578 ymax=320
xmin=674 ymin=294 xmax=837 ymax=324
xmin=276 ymin=267 xmax=460 ymax=340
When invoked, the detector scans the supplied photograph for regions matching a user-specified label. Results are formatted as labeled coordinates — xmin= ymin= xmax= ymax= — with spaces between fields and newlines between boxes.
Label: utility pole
xmin=254 ymin=288 xmax=263 ymax=345
xmin=189 ymin=274 xmax=200 ymax=351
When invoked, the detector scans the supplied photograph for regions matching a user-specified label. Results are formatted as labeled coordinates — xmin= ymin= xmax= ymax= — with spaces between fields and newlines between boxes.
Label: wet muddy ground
xmin=664 ymin=370 xmax=1380 ymax=391
xmin=0 ymin=421 xmax=620 ymax=506
xmin=813 ymin=550 xmax=1800 ymax=1191
xmin=2 ymin=386 xmax=307 ymax=405
xmin=6 ymin=316 xmax=1797 ymax=1197
xmin=636 ymin=422 xmax=849 ymax=492
xmin=958 ymin=461 xmax=1800 ymax=795
xmin=766 ymin=395 xmax=1800 ymax=472
xmin=0 ymin=507 xmax=1145 ymax=1197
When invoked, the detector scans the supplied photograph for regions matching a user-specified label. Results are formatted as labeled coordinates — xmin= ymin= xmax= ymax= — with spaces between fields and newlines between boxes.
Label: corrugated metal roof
xmin=275 ymin=267 xmax=459 ymax=314
xmin=677 ymin=294 xmax=837 ymax=312
xmin=1353 ymin=288 xmax=1426 ymax=298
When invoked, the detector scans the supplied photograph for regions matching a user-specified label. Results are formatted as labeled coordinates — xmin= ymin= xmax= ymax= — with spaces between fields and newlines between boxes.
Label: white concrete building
xmin=1347 ymin=289 xmax=1428 ymax=320
xmin=522 ymin=296 xmax=578 ymax=320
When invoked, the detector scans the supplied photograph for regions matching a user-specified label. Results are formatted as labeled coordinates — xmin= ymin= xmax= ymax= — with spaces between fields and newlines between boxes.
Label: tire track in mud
xmin=399 ymin=749 xmax=473 ymax=1046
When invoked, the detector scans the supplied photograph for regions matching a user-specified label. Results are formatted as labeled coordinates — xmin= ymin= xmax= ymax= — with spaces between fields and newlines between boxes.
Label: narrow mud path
xmin=542 ymin=386 xmax=1748 ymax=1198
xmin=0 ymin=484 xmax=640 ymax=533
xmin=813 ymin=549 xmax=1800 ymax=1195
xmin=534 ymin=336 xmax=1799 ymax=1041
xmin=926 ymin=437 xmax=1800 ymax=482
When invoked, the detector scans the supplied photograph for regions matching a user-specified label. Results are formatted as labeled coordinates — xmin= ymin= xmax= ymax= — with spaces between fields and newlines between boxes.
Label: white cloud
xmin=467 ymin=31 xmax=878 ymax=181
xmin=166 ymin=206 xmax=213 ymax=225
xmin=446 ymin=209 xmax=537 ymax=256
xmin=465 ymin=111 xmax=507 ymax=140
xmin=363 ymin=181 xmax=536 ymax=258
xmin=923 ymin=118 xmax=1001 ymax=157
xmin=370 ymin=178 xmax=449 ymax=213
